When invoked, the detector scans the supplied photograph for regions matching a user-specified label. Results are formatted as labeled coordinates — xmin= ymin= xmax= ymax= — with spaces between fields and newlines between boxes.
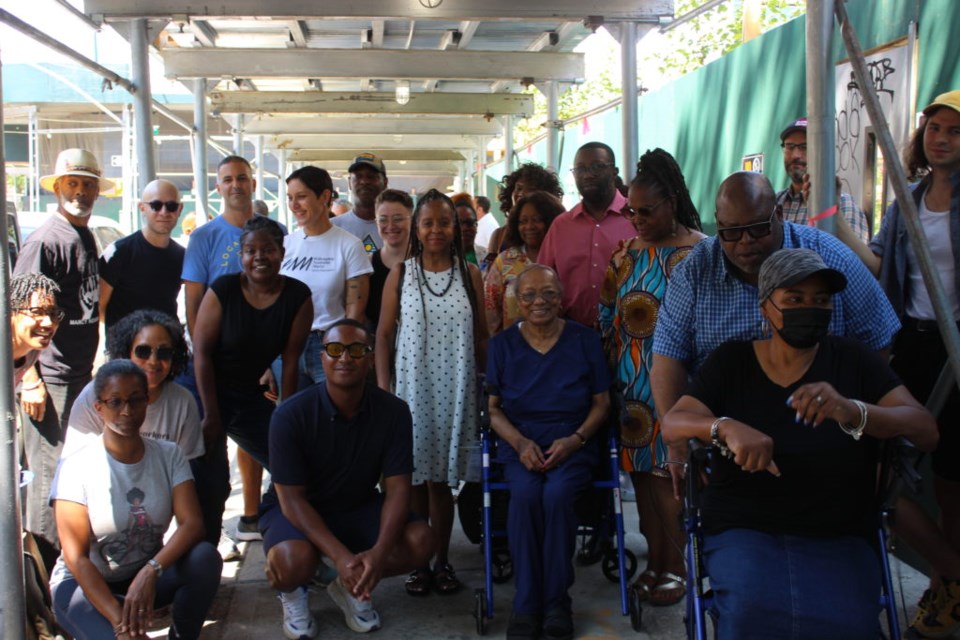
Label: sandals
xmin=631 ymin=569 xmax=659 ymax=601
xmin=649 ymin=571 xmax=686 ymax=606
xmin=432 ymin=563 xmax=462 ymax=595
xmin=404 ymin=568 xmax=432 ymax=596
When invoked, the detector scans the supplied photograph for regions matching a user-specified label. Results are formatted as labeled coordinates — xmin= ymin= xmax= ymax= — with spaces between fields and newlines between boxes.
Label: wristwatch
xmin=147 ymin=558 xmax=163 ymax=578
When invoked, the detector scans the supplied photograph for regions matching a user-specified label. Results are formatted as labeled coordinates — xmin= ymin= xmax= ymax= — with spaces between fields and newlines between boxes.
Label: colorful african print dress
xmin=598 ymin=240 xmax=697 ymax=476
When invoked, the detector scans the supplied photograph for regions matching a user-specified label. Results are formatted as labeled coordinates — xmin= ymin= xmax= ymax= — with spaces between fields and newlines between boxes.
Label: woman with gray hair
xmin=661 ymin=248 xmax=936 ymax=639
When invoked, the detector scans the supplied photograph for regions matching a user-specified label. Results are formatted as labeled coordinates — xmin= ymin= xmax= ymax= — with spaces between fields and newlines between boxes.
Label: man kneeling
xmin=260 ymin=319 xmax=434 ymax=638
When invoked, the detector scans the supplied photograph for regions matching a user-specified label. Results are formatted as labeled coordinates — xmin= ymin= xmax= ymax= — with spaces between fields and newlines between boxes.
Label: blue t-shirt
xmin=486 ymin=320 xmax=610 ymax=435
xmin=181 ymin=216 xmax=244 ymax=286
xmin=265 ymin=384 xmax=413 ymax=515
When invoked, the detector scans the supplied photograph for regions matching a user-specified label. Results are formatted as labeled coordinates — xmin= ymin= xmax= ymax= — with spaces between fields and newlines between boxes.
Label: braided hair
xmin=10 ymin=273 xmax=60 ymax=309
xmin=406 ymin=189 xmax=482 ymax=356
xmin=631 ymin=148 xmax=702 ymax=232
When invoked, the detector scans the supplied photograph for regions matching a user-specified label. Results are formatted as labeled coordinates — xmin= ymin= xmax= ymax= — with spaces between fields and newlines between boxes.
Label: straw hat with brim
xmin=40 ymin=148 xmax=117 ymax=195
xmin=758 ymin=248 xmax=847 ymax=302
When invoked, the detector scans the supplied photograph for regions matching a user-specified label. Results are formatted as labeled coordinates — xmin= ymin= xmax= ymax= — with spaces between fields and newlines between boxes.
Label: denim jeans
xmin=703 ymin=528 xmax=881 ymax=640
xmin=52 ymin=542 xmax=222 ymax=640
xmin=270 ymin=330 xmax=325 ymax=399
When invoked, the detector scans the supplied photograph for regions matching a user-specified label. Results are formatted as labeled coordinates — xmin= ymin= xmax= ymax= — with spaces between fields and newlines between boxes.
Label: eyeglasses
xmin=716 ymin=210 xmax=778 ymax=242
xmin=570 ymin=162 xmax=614 ymax=177
xmin=517 ymin=290 xmax=562 ymax=304
xmin=15 ymin=306 xmax=65 ymax=323
xmin=625 ymin=196 xmax=672 ymax=218
xmin=321 ymin=342 xmax=373 ymax=359
xmin=143 ymin=200 xmax=181 ymax=213
xmin=132 ymin=345 xmax=175 ymax=361
xmin=97 ymin=396 xmax=149 ymax=411
xmin=780 ymin=143 xmax=807 ymax=153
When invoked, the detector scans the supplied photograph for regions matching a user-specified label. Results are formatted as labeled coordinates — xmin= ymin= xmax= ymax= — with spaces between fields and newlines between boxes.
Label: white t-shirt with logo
xmin=330 ymin=210 xmax=382 ymax=253
xmin=49 ymin=437 xmax=193 ymax=584
xmin=281 ymin=226 xmax=374 ymax=332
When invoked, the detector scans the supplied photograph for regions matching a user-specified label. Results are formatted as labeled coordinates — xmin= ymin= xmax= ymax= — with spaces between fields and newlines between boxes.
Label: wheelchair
xmin=471 ymin=388 xmax=641 ymax=635
xmin=682 ymin=437 xmax=922 ymax=640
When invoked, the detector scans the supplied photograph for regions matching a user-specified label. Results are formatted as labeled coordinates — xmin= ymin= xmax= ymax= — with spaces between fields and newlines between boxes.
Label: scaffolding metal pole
xmin=27 ymin=108 xmax=39 ymax=211
xmin=545 ymin=81 xmax=560 ymax=173
xmin=193 ymin=80 xmax=209 ymax=226
xmin=0 ymin=50 xmax=30 ymax=640
xmin=620 ymin=21 xmax=639 ymax=181
xmin=835 ymin=0 xmax=960 ymax=388
xmin=806 ymin=0 xmax=837 ymax=234
xmin=233 ymin=114 xmax=245 ymax=156
xmin=254 ymin=135 xmax=265 ymax=201
xmin=476 ymin=136 xmax=487 ymax=197
xmin=276 ymin=149 xmax=289 ymax=227
xmin=121 ymin=105 xmax=136 ymax=229
xmin=130 ymin=19 xmax=156 ymax=184
xmin=504 ymin=116 xmax=514 ymax=175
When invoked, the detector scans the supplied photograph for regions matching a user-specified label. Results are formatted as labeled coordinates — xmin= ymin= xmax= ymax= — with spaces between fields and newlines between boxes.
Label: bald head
xmin=714 ymin=172 xmax=783 ymax=284
xmin=514 ymin=263 xmax=563 ymax=294
xmin=139 ymin=179 xmax=183 ymax=241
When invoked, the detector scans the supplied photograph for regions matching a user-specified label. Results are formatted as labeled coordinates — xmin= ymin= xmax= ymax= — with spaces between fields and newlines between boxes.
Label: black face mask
xmin=769 ymin=303 xmax=832 ymax=349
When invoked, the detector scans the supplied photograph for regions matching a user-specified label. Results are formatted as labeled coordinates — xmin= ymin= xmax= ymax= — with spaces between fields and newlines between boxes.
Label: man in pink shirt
xmin=538 ymin=142 xmax=635 ymax=327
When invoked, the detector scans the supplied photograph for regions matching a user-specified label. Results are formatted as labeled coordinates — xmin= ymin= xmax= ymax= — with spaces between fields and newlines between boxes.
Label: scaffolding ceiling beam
xmin=210 ymin=91 xmax=533 ymax=117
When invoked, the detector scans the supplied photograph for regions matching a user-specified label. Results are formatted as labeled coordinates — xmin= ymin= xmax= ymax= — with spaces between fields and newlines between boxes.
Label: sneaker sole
xmin=283 ymin=623 xmax=319 ymax=640
xmin=327 ymin=582 xmax=381 ymax=633
xmin=236 ymin=530 xmax=263 ymax=542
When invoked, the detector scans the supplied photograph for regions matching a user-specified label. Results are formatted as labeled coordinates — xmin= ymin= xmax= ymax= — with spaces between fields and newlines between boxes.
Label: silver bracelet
xmin=710 ymin=417 xmax=734 ymax=459
xmin=838 ymin=399 xmax=868 ymax=440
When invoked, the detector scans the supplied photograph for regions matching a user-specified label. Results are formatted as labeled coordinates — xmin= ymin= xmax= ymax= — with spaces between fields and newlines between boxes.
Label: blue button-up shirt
xmin=653 ymin=222 xmax=901 ymax=372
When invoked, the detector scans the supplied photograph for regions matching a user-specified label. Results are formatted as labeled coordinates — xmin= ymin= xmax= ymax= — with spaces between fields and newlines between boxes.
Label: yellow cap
xmin=923 ymin=90 xmax=960 ymax=116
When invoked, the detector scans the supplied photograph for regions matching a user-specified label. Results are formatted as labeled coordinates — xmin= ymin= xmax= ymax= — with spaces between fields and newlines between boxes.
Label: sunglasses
xmin=321 ymin=342 xmax=373 ymax=359
xmin=716 ymin=210 xmax=778 ymax=242
xmin=517 ymin=290 xmax=562 ymax=304
xmin=132 ymin=345 xmax=175 ymax=361
xmin=143 ymin=200 xmax=181 ymax=213
xmin=98 ymin=396 xmax=149 ymax=411
xmin=16 ymin=306 xmax=66 ymax=323
xmin=625 ymin=195 xmax=672 ymax=218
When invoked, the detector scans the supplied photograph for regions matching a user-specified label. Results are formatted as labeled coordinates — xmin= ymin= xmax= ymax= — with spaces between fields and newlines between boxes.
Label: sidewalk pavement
xmin=146 ymin=442 xmax=928 ymax=639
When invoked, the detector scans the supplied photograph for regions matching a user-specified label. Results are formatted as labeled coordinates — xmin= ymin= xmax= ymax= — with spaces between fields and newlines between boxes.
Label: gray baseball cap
xmin=758 ymin=248 xmax=847 ymax=302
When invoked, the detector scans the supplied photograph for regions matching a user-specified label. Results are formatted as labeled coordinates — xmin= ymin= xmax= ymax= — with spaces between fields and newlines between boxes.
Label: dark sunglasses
xmin=132 ymin=345 xmax=175 ymax=361
xmin=143 ymin=200 xmax=181 ymax=213
xmin=625 ymin=195 xmax=672 ymax=218
xmin=321 ymin=342 xmax=373 ymax=359
xmin=716 ymin=210 xmax=777 ymax=242
xmin=16 ymin=306 xmax=66 ymax=323
xmin=98 ymin=396 xmax=149 ymax=411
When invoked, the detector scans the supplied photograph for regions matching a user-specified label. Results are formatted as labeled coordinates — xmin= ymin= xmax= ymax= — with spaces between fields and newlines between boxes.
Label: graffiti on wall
xmin=835 ymin=42 xmax=910 ymax=210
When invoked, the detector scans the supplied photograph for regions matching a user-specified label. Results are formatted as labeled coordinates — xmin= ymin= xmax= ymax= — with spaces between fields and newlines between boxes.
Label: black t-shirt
xmin=686 ymin=336 xmax=901 ymax=538
xmin=265 ymin=383 xmax=413 ymax=515
xmin=210 ymin=273 xmax=311 ymax=392
xmin=14 ymin=214 xmax=99 ymax=382
xmin=365 ymin=250 xmax=391 ymax=329
xmin=99 ymin=231 xmax=185 ymax=327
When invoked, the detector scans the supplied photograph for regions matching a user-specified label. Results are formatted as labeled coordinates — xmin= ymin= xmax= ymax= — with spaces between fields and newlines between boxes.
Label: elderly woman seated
xmin=486 ymin=264 xmax=610 ymax=640
xmin=661 ymin=248 xmax=938 ymax=640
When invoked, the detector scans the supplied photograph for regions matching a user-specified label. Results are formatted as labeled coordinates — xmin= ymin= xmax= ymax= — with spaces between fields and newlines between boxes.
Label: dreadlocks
xmin=631 ymin=148 xmax=702 ymax=232
xmin=10 ymin=273 xmax=60 ymax=309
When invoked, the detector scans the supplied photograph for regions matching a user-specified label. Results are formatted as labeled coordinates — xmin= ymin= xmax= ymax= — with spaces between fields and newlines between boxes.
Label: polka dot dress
xmin=394 ymin=258 xmax=478 ymax=486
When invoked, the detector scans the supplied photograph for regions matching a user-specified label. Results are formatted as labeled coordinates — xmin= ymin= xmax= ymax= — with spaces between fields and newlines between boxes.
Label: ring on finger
xmin=816 ymin=395 xmax=824 ymax=405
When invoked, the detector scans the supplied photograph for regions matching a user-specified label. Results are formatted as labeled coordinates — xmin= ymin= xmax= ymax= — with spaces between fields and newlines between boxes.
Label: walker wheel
xmin=629 ymin=582 xmax=643 ymax=631
xmin=474 ymin=588 xmax=488 ymax=635
xmin=602 ymin=548 xmax=637 ymax=583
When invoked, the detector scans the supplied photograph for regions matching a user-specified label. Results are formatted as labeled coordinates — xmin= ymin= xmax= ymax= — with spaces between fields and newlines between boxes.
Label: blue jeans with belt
xmin=501 ymin=421 xmax=596 ymax=616
xmin=703 ymin=528 xmax=881 ymax=639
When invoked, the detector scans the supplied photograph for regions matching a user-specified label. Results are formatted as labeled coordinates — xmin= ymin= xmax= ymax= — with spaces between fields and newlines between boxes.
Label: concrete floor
xmin=144 ymin=442 xmax=929 ymax=639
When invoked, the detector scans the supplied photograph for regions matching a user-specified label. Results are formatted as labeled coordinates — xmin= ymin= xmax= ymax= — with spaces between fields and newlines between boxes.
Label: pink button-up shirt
xmin=538 ymin=191 xmax=635 ymax=327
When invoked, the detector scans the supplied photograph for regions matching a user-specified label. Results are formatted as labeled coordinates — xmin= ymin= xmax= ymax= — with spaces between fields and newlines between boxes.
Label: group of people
xmin=9 ymin=87 xmax=960 ymax=640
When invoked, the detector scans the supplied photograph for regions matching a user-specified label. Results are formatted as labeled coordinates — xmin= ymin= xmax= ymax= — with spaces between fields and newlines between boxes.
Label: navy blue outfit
xmin=259 ymin=383 xmax=413 ymax=553
xmin=486 ymin=321 xmax=610 ymax=616
xmin=686 ymin=336 xmax=901 ymax=639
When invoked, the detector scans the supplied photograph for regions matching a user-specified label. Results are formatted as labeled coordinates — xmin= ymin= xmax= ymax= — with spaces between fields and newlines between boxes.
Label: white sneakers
xmin=279 ymin=587 xmax=319 ymax=640
xmin=327 ymin=578 xmax=382 ymax=633
xmin=279 ymin=579 xmax=381 ymax=637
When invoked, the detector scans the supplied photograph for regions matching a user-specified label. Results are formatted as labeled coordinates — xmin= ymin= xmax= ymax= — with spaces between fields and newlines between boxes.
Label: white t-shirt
xmin=50 ymin=437 xmax=193 ymax=584
xmin=281 ymin=226 xmax=374 ymax=331
xmin=330 ymin=210 xmax=382 ymax=253
xmin=905 ymin=190 xmax=960 ymax=320
xmin=64 ymin=381 xmax=204 ymax=460
xmin=476 ymin=213 xmax=501 ymax=251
